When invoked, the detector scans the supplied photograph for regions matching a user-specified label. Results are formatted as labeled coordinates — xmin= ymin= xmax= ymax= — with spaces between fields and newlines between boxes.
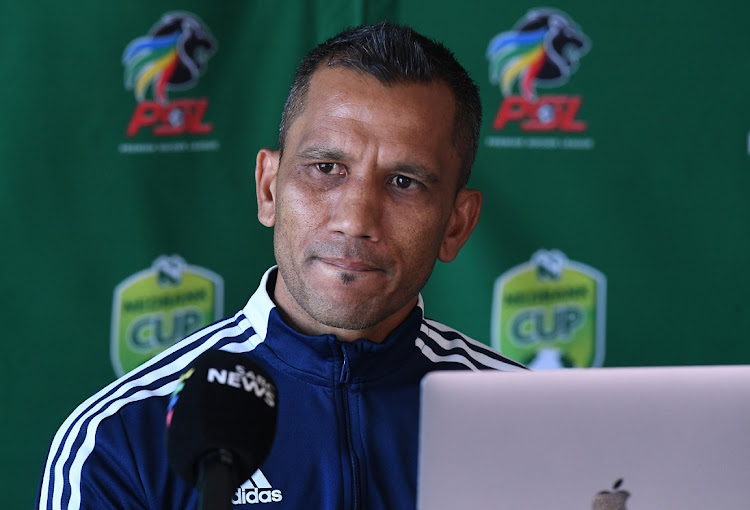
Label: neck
xmin=267 ymin=270 xmax=417 ymax=343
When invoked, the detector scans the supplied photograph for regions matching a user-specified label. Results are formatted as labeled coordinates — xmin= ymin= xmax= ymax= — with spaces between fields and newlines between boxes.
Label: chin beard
xmin=304 ymin=300 xmax=386 ymax=332
xmin=275 ymin=262 xmax=427 ymax=337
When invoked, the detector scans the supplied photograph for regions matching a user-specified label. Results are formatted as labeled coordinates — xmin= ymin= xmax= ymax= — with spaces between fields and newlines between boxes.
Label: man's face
xmin=256 ymin=66 xmax=481 ymax=341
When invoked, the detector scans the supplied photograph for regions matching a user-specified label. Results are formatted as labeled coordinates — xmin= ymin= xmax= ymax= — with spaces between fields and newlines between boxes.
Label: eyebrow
xmin=297 ymin=145 xmax=347 ymax=162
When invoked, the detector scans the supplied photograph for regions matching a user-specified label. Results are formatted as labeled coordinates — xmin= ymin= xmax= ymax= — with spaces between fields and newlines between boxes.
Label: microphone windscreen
xmin=165 ymin=350 xmax=278 ymax=487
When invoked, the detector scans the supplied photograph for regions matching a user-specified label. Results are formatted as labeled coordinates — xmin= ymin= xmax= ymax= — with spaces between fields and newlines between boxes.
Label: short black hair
xmin=278 ymin=21 xmax=482 ymax=189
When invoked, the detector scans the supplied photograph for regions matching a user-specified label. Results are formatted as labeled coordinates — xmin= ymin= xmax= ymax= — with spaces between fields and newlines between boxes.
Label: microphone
xmin=165 ymin=350 xmax=278 ymax=510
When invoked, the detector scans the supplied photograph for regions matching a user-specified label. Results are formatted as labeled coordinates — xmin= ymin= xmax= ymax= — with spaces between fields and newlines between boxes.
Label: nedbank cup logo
xmin=491 ymin=250 xmax=606 ymax=369
xmin=487 ymin=8 xmax=590 ymax=132
xmin=111 ymin=255 xmax=223 ymax=376
xmin=122 ymin=12 xmax=217 ymax=137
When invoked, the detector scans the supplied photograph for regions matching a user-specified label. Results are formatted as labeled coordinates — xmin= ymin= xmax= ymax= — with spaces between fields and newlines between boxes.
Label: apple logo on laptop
xmin=591 ymin=478 xmax=629 ymax=510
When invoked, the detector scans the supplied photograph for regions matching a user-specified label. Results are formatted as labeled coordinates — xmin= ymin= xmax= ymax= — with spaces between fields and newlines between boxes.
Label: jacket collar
xmin=243 ymin=267 xmax=424 ymax=383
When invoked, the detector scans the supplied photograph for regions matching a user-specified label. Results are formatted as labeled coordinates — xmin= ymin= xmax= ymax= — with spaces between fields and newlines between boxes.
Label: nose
xmin=327 ymin=175 xmax=383 ymax=241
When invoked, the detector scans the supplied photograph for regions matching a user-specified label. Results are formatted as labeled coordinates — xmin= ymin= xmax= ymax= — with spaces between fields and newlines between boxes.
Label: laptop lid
xmin=417 ymin=366 xmax=750 ymax=510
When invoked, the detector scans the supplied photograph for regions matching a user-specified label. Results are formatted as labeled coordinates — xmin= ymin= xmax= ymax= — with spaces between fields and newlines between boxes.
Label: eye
xmin=315 ymin=162 xmax=342 ymax=175
xmin=391 ymin=175 xmax=414 ymax=189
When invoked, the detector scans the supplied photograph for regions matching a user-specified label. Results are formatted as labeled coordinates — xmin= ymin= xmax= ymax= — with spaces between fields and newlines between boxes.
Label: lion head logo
xmin=487 ymin=8 xmax=590 ymax=100
xmin=122 ymin=12 xmax=217 ymax=104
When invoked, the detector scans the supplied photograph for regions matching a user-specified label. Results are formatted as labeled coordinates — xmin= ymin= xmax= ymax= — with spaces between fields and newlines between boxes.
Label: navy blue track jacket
xmin=38 ymin=267 xmax=524 ymax=509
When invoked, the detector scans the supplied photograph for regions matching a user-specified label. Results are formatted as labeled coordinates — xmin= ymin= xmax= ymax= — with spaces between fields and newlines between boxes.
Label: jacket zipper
xmin=339 ymin=345 xmax=360 ymax=510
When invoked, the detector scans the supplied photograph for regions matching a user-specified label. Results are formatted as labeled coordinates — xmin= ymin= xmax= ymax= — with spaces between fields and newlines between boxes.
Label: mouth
xmin=318 ymin=257 xmax=382 ymax=273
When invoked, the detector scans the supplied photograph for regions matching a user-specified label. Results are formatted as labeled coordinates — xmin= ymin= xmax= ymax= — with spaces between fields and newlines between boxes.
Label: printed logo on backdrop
xmin=491 ymin=250 xmax=606 ymax=369
xmin=111 ymin=255 xmax=224 ymax=376
xmin=485 ymin=8 xmax=593 ymax=151
xmin=118 ymin=12 xmax=220 ymax=155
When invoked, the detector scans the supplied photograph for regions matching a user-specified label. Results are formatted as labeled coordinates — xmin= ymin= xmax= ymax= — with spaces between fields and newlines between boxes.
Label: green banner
xmin=2 ymin=2 xmax=749 ymax=507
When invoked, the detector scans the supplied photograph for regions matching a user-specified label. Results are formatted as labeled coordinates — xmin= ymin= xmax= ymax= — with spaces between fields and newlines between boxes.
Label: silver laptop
xmin=418 ymin=366 xmax=750 ymax=510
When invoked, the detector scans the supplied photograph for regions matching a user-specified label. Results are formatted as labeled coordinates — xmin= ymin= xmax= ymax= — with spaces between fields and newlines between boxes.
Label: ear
xmin=438 ymin=188 xmax=482 ymax=263
xmin=255 ymin=149 xmax=280 ymax=227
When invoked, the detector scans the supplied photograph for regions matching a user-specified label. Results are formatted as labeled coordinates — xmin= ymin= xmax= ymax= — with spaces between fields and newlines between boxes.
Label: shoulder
xmin=415 ymin=317 xmax=527 ymax=371
xmin=37 ymin=310 xmax=263 ymax=510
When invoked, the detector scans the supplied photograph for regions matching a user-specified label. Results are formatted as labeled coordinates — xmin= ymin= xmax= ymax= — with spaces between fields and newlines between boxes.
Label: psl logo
xmin=487 ymin=8 xmax=590 ymax=132
xmin=111 ymin=255 xmax=224 ymax=376
xmin=491 ymin=250 xmax=606 ymax=369
xmin=122 ymin=11 xmax=217 ymax=137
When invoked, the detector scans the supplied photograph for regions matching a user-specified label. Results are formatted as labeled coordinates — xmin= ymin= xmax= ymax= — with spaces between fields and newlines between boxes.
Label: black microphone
xmin=165 ymin=350 xmax=278 ymax=510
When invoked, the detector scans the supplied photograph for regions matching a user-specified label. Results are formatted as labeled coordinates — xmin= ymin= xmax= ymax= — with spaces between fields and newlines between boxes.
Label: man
xmin=38 ymin=22 xmax=524 ymax=510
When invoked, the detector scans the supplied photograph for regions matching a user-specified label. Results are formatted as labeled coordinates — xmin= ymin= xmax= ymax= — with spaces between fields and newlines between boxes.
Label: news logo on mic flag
xmin=166 ymin=368 xmax=194 ymax=428
xmin=204 ymin=363 xmax=277 ymax=408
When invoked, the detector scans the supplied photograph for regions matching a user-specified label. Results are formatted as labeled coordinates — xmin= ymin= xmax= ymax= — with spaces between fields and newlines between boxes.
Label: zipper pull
xmin=339 ymin=345 xmax=350 ymax=383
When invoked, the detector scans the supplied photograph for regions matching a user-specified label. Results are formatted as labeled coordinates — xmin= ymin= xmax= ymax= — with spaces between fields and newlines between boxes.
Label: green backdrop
xmin=2 ymin=1 xmax=748 ymax=507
